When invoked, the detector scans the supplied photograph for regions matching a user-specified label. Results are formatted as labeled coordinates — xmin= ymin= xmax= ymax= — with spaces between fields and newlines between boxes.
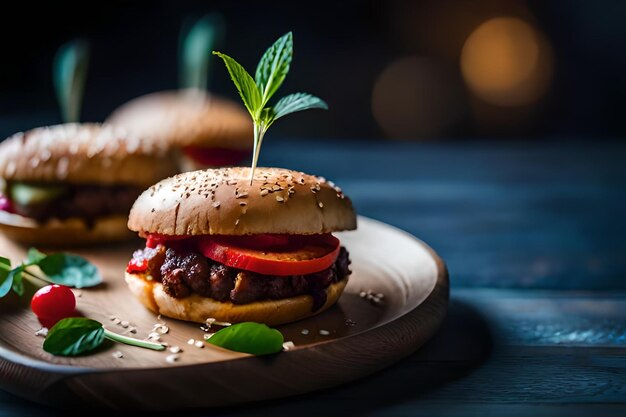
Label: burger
xmin=0 ymin=123 xmax=178 ymax=246
xmin=125 ymin=167 xmax=357 ymax=326
xmin=106 ymin=89 xmax=253 ymax=171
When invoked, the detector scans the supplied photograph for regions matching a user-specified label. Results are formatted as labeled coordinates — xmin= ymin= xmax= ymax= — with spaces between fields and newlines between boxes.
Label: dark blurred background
xmin=1 ymin=0 xmax=626 ymax=140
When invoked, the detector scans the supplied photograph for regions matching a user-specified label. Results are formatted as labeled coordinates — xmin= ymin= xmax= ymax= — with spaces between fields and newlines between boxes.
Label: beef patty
xmin=7 ymin=182 xmax=143 ymax=224
xmin=130 ymin=244 xmax=351 ymax=311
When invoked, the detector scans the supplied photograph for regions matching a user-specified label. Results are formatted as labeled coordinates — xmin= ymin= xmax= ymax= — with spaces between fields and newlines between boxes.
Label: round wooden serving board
xmin=0 ymin=216 xmax=448 ymax=410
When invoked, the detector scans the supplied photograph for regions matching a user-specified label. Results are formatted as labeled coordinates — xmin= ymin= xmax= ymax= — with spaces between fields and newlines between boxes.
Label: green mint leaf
xmin=26 ymin=248 xmax=47 ymax=265
xmin=36 ymin=253 xmax=101 ymax=289
xmin=44 ymin=318 xmax=104 ymax=356
xmin=179 ymin=13 xmax=224 ymax=90
xmin=212 ymin=51 xmax=261 ymax=117
xmin=9 ymin=266 xmax=24 ymax=296
xmin=0 ymin=258 xmax=12 ymax=298
xmin=54 ymin=39 xmax=90 ymax=123
xmin=207 ymin=322 xmax=284 ymax=355
xmin=255 ymin=32 xmax=293 ymax=106
xmin=269 ymin=92 xmax=328 ymax=124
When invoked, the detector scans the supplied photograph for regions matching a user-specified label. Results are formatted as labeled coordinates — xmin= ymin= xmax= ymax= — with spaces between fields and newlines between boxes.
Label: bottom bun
xmin=0 ymin=211 xmax=134 ymax=247
xmin=125 ymin=272 xmax=349 ymax=326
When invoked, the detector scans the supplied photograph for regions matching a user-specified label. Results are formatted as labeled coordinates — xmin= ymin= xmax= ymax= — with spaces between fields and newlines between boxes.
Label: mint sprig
xmin=44 ymin=317 xmax=165 ymax=357
xmin=213 ymin=32 xmax=328 ymax=183
xmin=53 ymin=39 xmax=90 ymax=124
xmin=0 ymin=248 xmax=102 ymax=298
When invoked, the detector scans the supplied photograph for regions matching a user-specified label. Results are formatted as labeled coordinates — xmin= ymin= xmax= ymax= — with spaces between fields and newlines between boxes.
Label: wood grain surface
xmin=0 ymin=216 xmax=448 ymax=410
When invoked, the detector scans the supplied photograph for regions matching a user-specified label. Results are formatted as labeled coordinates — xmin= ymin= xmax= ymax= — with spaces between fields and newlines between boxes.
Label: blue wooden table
xmin=1 ymin=139 xmax=625 ymax=416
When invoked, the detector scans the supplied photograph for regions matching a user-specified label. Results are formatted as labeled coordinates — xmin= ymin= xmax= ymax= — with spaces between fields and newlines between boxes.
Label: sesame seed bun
xmin=125 ymin=271 xmax=348 ymax=326
xmin=106 ymin=89 xmax=252 ymax=153
xmin=0 ymin=211 xmax=133 ymax=247
xmin=128 ymin=167 xmax=357 ymax=236
xmin=0 ymin=123 xmax=178 ymax=187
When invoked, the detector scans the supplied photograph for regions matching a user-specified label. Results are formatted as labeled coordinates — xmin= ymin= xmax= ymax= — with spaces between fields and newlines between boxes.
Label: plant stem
xmin=249 ymin=122 xmax=266 ymax=184
xmin=103 ymin=329 xmax=165 ymax=351
xmin=0 ymin=262 xmax=48 ymax=285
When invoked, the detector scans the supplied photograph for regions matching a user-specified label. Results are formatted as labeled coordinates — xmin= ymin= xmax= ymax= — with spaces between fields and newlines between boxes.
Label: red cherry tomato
xmin=197 ymin=234 xmax=341 ymax=276
xmin=31 ymin=285 xmax=76 ymax=327
xmin=0 ymin=194 xmax=12 ymax=212
xmin=182 ymin=146 xmax=250 ymax=167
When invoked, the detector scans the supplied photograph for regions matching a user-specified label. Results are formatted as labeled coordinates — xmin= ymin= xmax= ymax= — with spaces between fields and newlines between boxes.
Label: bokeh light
xmin=460 ymin=17 xmax=553 ymax=107
xmin=372 ymin=57 xmax=464 ymax=140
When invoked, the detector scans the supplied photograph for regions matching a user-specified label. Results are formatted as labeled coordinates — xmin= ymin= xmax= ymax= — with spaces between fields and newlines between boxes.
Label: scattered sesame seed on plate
xmin=203 ymin=333 xmax=214 ymax=340
xmin=187 ymin=338 xmax=195 ymax=345
xmin=166 ymin=354 xmax=179 ymax=364
xmin=301 ymin=329 xmax=310 ymax=335
xmin=169 ymin=346 xmax=182 ymax=354
xmin=35 ymin=328 xmax=48 ymax=337
xmin=120 ymin=321 xmax=129 ymax=328
xmin=282 ymin=341 xmax=295 ymax=351
xmin=319 ymin=330 xmax=330 ymax=336
xmin=112 ymin=351 xmax=124 ymax=359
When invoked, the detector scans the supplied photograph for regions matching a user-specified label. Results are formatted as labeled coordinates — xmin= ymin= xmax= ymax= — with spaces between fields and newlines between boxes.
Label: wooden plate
xmin=0 ymin=216 xmax=448 ymax=410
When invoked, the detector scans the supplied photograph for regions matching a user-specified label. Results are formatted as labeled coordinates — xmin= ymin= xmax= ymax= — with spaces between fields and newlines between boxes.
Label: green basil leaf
xmin=26 ymin=248 xmax=47 ymax=265
xmin=53 ymin=39 xmax=90 ymax=124
xmin=8 ymin=266 xmax=24 ymax=296
xmin=255 ymin=32 xmax=293 ymax=105
xmin=44 ymin=317 xmax=104 ymax=356
xmin=207 ymin=322 xmax=284 ymax=355
xmin=0 ymin=258 xmax=12 ymax=298
xmin=269 ymin=92 xmax=328 ymax=125
xmin=37 ymin=253 xmax=101 ymax=288
xmin=212 ymin=51 xmax=261 ymax=117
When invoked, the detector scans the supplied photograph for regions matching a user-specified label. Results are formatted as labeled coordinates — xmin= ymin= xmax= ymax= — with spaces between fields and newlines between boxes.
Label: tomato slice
xmin=197 ymin=234 xmax=340 ymax=276
xmin=182 ymin=146 xmax=250 ymax=167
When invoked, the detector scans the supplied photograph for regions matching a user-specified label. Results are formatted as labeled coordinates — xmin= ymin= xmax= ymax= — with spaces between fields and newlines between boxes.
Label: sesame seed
xmin=301 ymin=329 xmax=309 ymax=335
xmin=169 ymin=346 xmax=182 ymax=354
xmin=187 ymin=338 xmax=195 ymax=345
xmin=282 ymin=341 xmax=295 ymax=351
xmin=276 ymin=196 xmax=284 ymax=202
xmin=112 ymin=351 xmax=124 ymax=359
xmin=318 ymin=202 xmax=324 ymax=208
xmin=260 ymin=189 xmax=269 ymax=196
xmin=319 ymin=330 xmax=330 ymax=336
xmin=109 ymin=315 xmax=118 ymax=321
xmin=35 ymin=328 xmax=48 ymax=337
xmin=194 ymin=341 xmax=205 ymax=348
xmin=212 ymin=202 xmax=221 ymax=208
xmin=166 ymin=354 xmax=180 ymax=364
xmin=120 ymin=321 xmax=129 ymax=328
xmin=113 ymin=318 xmax=121 ymax=325
xmin=203 ymin=333 xmax=214 ymax=340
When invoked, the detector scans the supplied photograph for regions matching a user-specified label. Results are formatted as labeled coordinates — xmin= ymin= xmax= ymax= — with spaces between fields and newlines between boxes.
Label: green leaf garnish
xmin=53 ymin=39 xmax=90 ymax=123
xmin=213 ymin=32 xmax=327 ymax=183
xmin=207 ymin=322 xmax=284 ymax=355
xmin=213 ymin=52 xmax=262 ymax=116
xmin=271 ymin=92 xmax=329 ymax=123
xmin=0 ymin=257 xmax=12 ymax=298
xmin=255 ymin=32 xmax=293 ymax=107
xmin=44 ymin=317 xmax=165 ymax=357
xmin=179 ymin=13 xmax=224 ymax=91
xmin=0 ymin=248 xmax=102 ymax=299
xmin=44 ymin=317 xmax=105 ymax=356
xmin=35 ymin=252 xmax=102 ymax=289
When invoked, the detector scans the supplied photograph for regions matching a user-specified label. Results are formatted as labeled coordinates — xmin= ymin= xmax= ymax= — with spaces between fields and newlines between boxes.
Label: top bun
xmin=106 ymin=90 xmax=252 ymax=151
xmin=128 ymin=167 xmax=357 ymax=236
xmin=0 ymin=123 xmax=178 ymax=187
